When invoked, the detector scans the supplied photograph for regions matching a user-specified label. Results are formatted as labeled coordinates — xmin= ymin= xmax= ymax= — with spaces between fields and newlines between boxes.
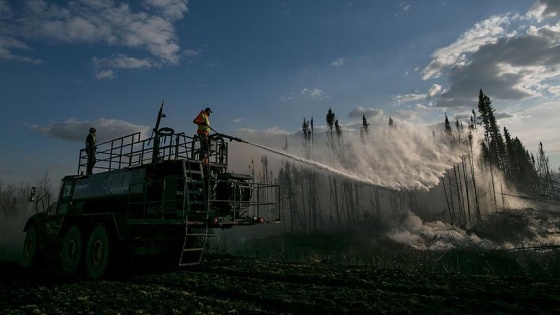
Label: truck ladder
xmin=179 ymin=161 xmax=210 ymax=266
xmin=179 ymin=225 xmax=209 ymax=266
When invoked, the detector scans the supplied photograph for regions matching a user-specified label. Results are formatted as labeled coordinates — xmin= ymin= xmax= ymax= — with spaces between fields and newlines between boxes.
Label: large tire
xmin=21 ymin=224 xmax=40 ymax=267
xmin=60 ymin=226 xmax=82 ymax=276
xmin=85 ymin=225 xmax=111 ymax=279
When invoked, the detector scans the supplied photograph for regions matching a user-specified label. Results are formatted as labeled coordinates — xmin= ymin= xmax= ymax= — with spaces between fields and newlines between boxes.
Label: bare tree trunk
xmin=447 ymin=174 xmax=456 ymax=223
xmin=355 ymin=183 xmax=360 ymax=220
xmin=489 ymin=163 xmax=498 ymax=213
xmin=461 ymin=157 xmax=472 ymax=224
xmin=442 ymin=178 xmax=454 ymax=224
xmin=468 ymin=148 xmax=481 ymax=221
xmin=454 ymin=165 xmax=465 ymax=225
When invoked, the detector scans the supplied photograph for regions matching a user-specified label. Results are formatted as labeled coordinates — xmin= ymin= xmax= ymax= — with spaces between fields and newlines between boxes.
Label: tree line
xmin=271 ymin=89 xmax=560 ymax=232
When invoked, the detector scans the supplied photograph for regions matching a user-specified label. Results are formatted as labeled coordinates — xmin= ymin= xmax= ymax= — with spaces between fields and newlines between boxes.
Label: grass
xmin=222 ymin=230 xmax=560 ymax=279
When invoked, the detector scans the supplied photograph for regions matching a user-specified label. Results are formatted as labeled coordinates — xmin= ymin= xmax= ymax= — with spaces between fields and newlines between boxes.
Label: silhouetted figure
xmin=85 ymin=127 xmax=97 ymax=175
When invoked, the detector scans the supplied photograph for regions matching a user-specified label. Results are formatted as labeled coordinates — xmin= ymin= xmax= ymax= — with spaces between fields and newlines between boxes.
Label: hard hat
xmin=205 ymin=107 xmax=212 ymax=114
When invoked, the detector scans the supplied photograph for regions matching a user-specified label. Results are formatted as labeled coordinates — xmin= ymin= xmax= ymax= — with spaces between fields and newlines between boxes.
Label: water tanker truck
xmin=21 ymin=103 xmax=280 ymax=279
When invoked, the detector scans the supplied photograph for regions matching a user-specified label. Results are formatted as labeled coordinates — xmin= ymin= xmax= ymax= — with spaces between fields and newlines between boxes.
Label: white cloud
xmin=400 ymin=2 xmax=410 ymax=11
xmin=300 ymin=88 xmax=324 ymax=100
xmin=0 ymin=36 xmax=41 ymax=64
xmin=422 ymin=14 xmax=514 ymax=81
xmin=95 ymin=69 xmax=115 ymax=80
xmin=0 ymin=0 xmax=188 ymax=68
xmin=549 ymin=85 xmax=560 ymax=95
xmin=142 ymin=0 xmax=189 ymax=21
xmin=392 ymin=93 xmax=426 ymax=105
xmin=427 ymin=84 xmax=443 ymax=98
xmin=310 ymin=88 xmax=323 ymax=99
xmin=331 ymin=57 xmax=347 ymax=67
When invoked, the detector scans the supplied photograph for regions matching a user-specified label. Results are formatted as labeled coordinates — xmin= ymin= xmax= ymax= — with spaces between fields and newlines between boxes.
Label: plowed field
xmin=1 ymin=253 xmax=559 ymax=314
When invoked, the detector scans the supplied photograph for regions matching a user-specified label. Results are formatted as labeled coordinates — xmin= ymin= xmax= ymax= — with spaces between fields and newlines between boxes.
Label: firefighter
xmin=193 ymin=107 xmax=212 ymax=163
xmin=85 ymin=127 xmax=97 ymax=175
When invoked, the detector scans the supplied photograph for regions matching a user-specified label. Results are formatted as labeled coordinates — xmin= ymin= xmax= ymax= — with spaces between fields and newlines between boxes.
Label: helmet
xmin=205 ymin=107 xmax=212 ymax=114
xmin=89 ymin=127 xmax=96 ymax=133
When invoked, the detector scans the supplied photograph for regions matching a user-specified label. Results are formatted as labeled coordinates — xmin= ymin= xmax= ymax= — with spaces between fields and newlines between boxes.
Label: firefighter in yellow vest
xmin=193 ymin=107 xmax=212 ymax=163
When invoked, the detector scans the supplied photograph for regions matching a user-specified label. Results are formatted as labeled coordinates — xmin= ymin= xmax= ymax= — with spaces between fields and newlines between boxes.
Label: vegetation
xmin=275 ymin=89 xmax=560 ymax=231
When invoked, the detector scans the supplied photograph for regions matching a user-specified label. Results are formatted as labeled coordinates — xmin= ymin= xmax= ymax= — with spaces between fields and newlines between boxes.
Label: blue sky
xmin=1 ymin=0 xmax=560 ymax=185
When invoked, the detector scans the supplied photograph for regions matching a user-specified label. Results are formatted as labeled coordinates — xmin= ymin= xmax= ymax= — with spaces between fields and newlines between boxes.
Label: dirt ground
xmin=1 ymin=248 xmax=559 ymax=315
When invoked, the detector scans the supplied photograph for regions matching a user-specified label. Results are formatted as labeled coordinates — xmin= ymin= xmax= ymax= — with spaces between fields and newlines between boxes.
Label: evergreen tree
xmin=326 ymin=108 xmax=335 ymax=152
xmin=536 ymin=142 xmax=552 ymax=195
xmin=477 ymin=90 xmax=506 ymax=168
xmin=388 ymin=116 xmax=395 ymax=128
xmin=444 ymin=113 xmax=452 ymax=136
xmin=360 ymin=114 xmax=370 ymax=141
xmin=302 ymin=117 xmax=312 ymax=158
xmin=503 ymin=127 xmax=514 ymax=179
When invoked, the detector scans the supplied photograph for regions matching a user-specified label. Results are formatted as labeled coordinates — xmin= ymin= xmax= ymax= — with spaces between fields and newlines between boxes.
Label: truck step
xmin=183 ymin=247 xmax=204 ymax=252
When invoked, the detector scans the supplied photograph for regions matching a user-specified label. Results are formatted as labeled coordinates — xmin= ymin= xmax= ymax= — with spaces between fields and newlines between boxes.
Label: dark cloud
xmin=536 ymin=0 xmax=560 ymax=19
xmin=494 ymin=112 xmax=514 ymax=120
xmin=30 ymin=118 xmax=150 ymax=143
xmin=435 ymin=32 xmax=560 ymax=108
xmin=348 ymin=107 xmax=383 ymax=119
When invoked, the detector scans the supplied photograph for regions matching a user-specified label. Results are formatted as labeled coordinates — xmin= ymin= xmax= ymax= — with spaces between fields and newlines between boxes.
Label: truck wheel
xmin=61 ymin=226 xmax=82 ymax=276
xmin=21 ymin=224 xmax=40 ymax=267
xmin=85 ymin=225 xmax=111 ymax=279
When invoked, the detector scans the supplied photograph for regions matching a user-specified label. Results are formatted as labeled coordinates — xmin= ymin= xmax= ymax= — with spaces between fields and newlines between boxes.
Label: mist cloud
xmin=235 ymin=122 xmax=472 ymax=191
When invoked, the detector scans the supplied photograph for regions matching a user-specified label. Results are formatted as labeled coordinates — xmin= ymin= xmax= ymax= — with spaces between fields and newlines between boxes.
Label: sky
xmin=1 ymin=0 xmax=560 ymax=186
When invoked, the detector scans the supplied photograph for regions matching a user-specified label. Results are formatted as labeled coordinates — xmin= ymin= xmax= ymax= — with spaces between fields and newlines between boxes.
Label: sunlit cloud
xmin=422 ymin=1 xmax=560 ymax=108
xmin=0 ymin=0 xmax=188 ymax=72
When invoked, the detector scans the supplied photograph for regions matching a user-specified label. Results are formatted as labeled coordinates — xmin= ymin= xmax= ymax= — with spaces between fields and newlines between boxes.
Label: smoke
xmin=349 ymin=208 xmax=560 ymax=251
xmin=382 ymin=211 xmax=495 ymax=250
xmin=0 ymin=212 xmax=27 ymax=244
xmin=0 ymin=208 xmax=31 ymax=262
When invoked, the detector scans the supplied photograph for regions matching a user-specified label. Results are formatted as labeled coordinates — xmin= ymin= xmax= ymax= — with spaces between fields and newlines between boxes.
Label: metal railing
xmin=77 ymin=132 xmax=229 ymax=175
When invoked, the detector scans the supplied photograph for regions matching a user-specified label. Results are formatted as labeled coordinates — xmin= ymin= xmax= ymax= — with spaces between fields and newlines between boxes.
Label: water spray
xmin=211 ymin=128 xmax=383 ymax=187
xmin=212 ymin=125 xmax=470 ymax=191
